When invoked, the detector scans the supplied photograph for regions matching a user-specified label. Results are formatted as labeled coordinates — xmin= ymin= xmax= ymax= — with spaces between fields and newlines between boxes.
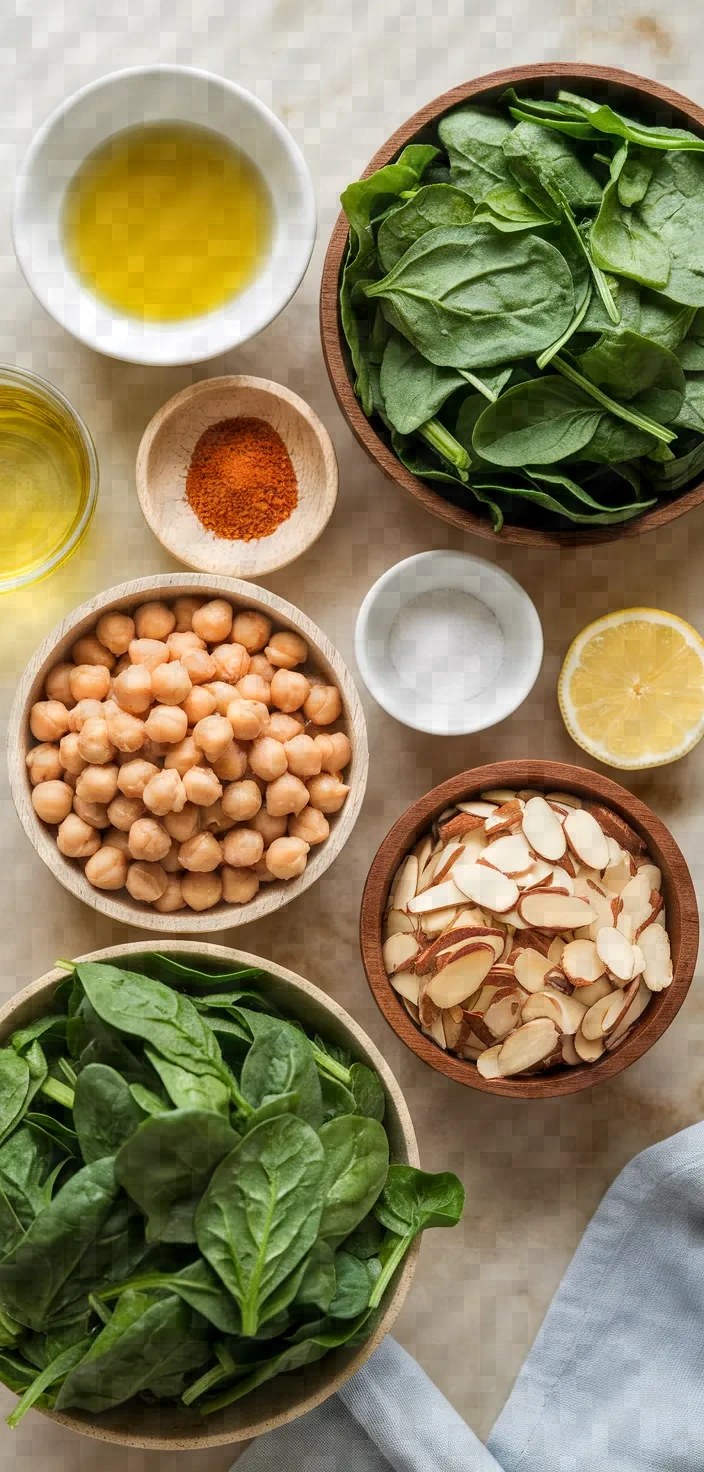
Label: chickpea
xmin=104 ymin=703 xmax=146 ymax=754
xmin=164 ymin=736 xmax=202 ymax=776
xmin=76 ymin=718 xmax=115 ymax=766
xmin=226 ymin=697 xmax=269 ymax=742
xmin=304 ymin=686 xmax=342 ymax=726
xmin=236 ymin=673 xmax=272 ymax=707
xmin=117 ymin=759 xmax=159 ymax=799
xmin=181 ymin=647 xmax=217 ymax=685
xmin=182 ymin=870 xmax=223 ymax=911
xmin=270 ymin=670 xmax=311 ymax=714
xmin=182 ymin=766 xmax=223 ymax=807
xmin=96 ymin=611 xmax=135 ymax=656
xmin=210 ymin=643 xmax=250 ymax=684
xmin=167 ymin=630 xmax=205 ymax=661
xmin=69 ymin=664 xmax=111 ymax=703
xmin=75 ymin=763 xmax=119 ymax=805
xmin=113 ymin=664 xmax=153 ymax=715
xmin=141 ymin=736 xmax=167 ymax=764
xmin=193 ymin=714 xmax=235 ymax=763
xmin=57 ymin=812 xmax=102 ymax=858
xmin=68 ymin=698 xmax=103 ymax=733
xmin=145 ymin=704 xmax=188 ymax=745
xmin=26 ymin=743 xmax=63 ymax=785
xmin=31 ymin=779 xmax=74 ymax=824
xmin=231 ymin=610 xmax=272 ymax=653
xmin=182 ymin=686 xmax=218 ymax=726
xmin=128 ymin=817 xmax=171 ymax=862
xmin=102 ymin=826 xmax=132 ymax=857
xmin=71 ymin=634 xmax=115 ymax=670
xmin=250 ymin=808 xmax=288 ymax=845
xmin=85 ymin=846 xmax=128 ymax=890
xmin=30 ymin=701 xmax=70 ymax=743
xmin=179 ymin=831 xmax=222 ymax=872
xmin=212 ymin=740 xmax=248 ymax=782
xmin=161 ymin=838 xmax=184 ymax=873
xmin=143 ymin=768 xmax=187 ymax=817
xmin=201 ymin=682 xmax=236 ymax=717
xmin=73 ymin=796 xmax=110 ymax=830
xmin=265 ymin=835 xmax=309 ymax=880
xmin=315 ymin=731 xmax=352 ymax=773
xmin=192 ymin=599 xmax=233 ymax=644
xmin=63 ymin=770 xmax=79 ymax=790
xmin=266 ymin=772 xmax=310 ymax=818
xmin=151 ymin=661 xmax=192 ymax=706
xmin=154 ymin=875 xmax=186 ymax=913
xmin=252 ymin=855 xmax=278 ymax=883
xmin=46 ymin=663 xmax=77 ymax=708
xmin=249 ymin=736 xmax=287 ymax=783
xmin=165 ymin=803 xmax=201 ymax=842
xmin=112 ymin=653 xmax=131 ymax=678
xmin=126 ymin=860 xmax=168 ymax=903
xmin=221 ymin=866 xmax=260 ymax=905
xmin=200 ymin=798 xmax=236 ymax=834
xmin=58 ymin=732 xmax=88 ymax=777
xmin=221 ymin=779 xmax=262 ymax=823
xmin=307 ymin=772 xmax=350 ymax=813
xmin=128 ymin=638 xmax=170 ymax=673
xmin=107 ymin=794 xmax=146 ymax=831
xmin=222 ymin=827 xmax=264 ymax=868
xmin=283 ymin=734 xmax=322 ymax=780
xmin=249 ymin=654 xmax=275 ymax=683
xmin=172 ymin=595 xmax=205 ymax=632
xmin=289 ymin=807 xmax=330 ymax=846
xmin=265 ymin=631 xmax=309 ymax=670
xmin=134 ymin=601 xmax=175 ymax=642
xmin=267 ymin=711 xmax=305 ymax=744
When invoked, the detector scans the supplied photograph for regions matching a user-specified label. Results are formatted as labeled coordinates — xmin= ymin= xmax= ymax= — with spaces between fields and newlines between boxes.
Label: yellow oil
xmin=62 ymin=122 xmax=273 ymax=322
xmin=0 ymin=374 xmax=94 ymax=589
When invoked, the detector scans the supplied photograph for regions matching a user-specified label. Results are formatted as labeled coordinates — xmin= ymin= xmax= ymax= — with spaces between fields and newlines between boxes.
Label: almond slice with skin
xmin=546 ymin=791 xmax=582 ymax=809
xmin=452 ymin=859 xmax=520 ymax=914
xmin=384 ymin=909 xmax=416 ymax=938
xmin=516 ymin=789 xmax=542 ymax=801
xmin=407 ymin=878 xmax=466 ymax=914
xmin=477 ymin=1044 xmax=503 ymax=1079
xmin=583 ymin=802 xmax=646 ymax=859
xmin=426 ymin=944 xmax=496 ymax=1009
xmin=564 ymin=808 xmax=610 ymax=871
xmin=518 ymin=889 xmax=596 ymax=931
xmin=436 ymin=931 xmax=505 ymax=967
xmin=637 ymin=862 xmax=662 ymax=893
xmin=481 ymin=788 xmax=518 ymax=803
xmin=602 ymin=977 xmax=639 ymax=1034
xmin=427 ymin=841 xmax=465 ymax=887
xmin=415 ymin=926 xmax=502 ymax=976
xmin=513 ymin=948 xmax=553 ymax=993
xmin=595 ymin=927 xmax=637 ymax=983
xmin=634 ymin=893 xmax=663 ymax=939
xmin=485 ymin=799 xmax=525 ymax=836
xmin=542 ymin=967 xmax=573 ymax=995
xmin=458 ymin=826 xmax=489 ymax=861
xmin=420 ymin=906 xmax=459 ymax=937
xmin=581 ymin=991 xmax=617 ymax=1039
xmin=402 ymin=998 xmax=420 ymax=1024
xmin=418 ymin=976 xmax=441 ymax=1028
xmin=517 ymin=859 xmax=554 ymax=891
xmin=620 ymin=872 xmax=652 ymax=918
xmin=602 ymin=852 xmax=634 ymax=895
xmin=522 ymin=795 xmax=567 ymax=862
xmin=550 ymin=866 xmax=575 ymax=895
xmin=548 ymin=937 xmax=565 ymax=965
xmin=639 ymin=924 xmax=673 ymax=991
xmin=571 ymin=974 xmax=612 ymax=1008
xmin=390 ymin=854 xmax=419 ymax=913
xmin=521 ymin=989 xmax=586 ymax=1035
xmin=562 ymin=1035 xmax=581 ymax=1066
xmin=438 ymin=813 xmax=486 ymax=840
xmin=389 ymin=970 xmax=420 ymax=1005
xmin=456 ymin=800 xmax=497 ymax=817
xmin=606 ymin=980 xmax=650 ymax=1046
xmin=426 ymin=1012 xmax=446 ymax=1050
xmin=561 ymin=939 xmax=606 ymax=987
xmin=413 ymin=834 xmax=434 ymax=879
xmin=382 ymin=932 xmax=420 ymax=977
xmin=574 ymin=1027 xmax=605 ymax=1062
xmin=482 ymin=833 xmax=533 ymax=876
xmin=497 ymin=1018 xmax=560 ymax=1076
xmin=483 ymin=987 xmax=525 ymax=1040
xmin=442 ymin=1009 xmax=471 ymax=1051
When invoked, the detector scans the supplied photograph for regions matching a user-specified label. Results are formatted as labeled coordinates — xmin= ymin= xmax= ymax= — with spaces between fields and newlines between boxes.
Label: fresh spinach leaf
xmin=0 ymin=1051 xmax=30 ymax=1147
xmin=237 ymin=1012 xmax=323 ymax=1129
xmin=293 ymin=1241 xmax=336 ymax=1313
xmin=200 ymin=1337 xmax=324 ymax=1414
xmin=129 ymin=1083 xmax=169 ymax=1116
xmin=349 ymin=1064 xmax=385 ymax=1122
xmin=376 ymin=183 xmax=476 ymax=271
xmin=437 ymin=106 xmax=513 ymax=201
xmin=145 ymin=1049 xmax=231 ymax=1117
xmin=10 ymin=1016 xmax=67 ymax=1054
xmin=590 ymin=144 xmax=670 ymax=289
xmin=328 ymin=1251 xmax=373 ymax=1319
xmin=369 ymin=1167 xmax=465 ymax=1309
xmin=115 ymin=1109 xmax=238 ymax=1243
xmin=76 ymin=963 xmax=226 ymax=1081
xmin=578 ymin=329 xmax=685 ymax=422
xmin=99 ymin=1257 xmax=241 ymax=1334
xmin=639 ymin=152 xmax=704 ymax=306
xmin=55 ymin=1291 xmax=210 ymax=1413
xmin=379 ymin=333 xmax=467 ymax=434
xmin=473 ymin=377 xmax=604 ymax=465
xmin=676 ymin=309 xmax=704 ymax=368
xmin=341 ymin=1211 xmax=387 ymax=1261
xmin=72 ymin=1064 xmax=144 ymax=1164
xmin=557 ymin=90 xmax=704 ymax=154
xmin=318 ymin=1116 xmax=389 ymax=1246
xmin=674 ymin=373 xmax=704 ymax=433
xmin=0 ymin=1127 xmax=66 ymax=1233
xmin=320 ymin=1073 xmax=357 ymax=1122
xmin=5 ymin=1337 xmax=92 ymax=1428
xmin=503 ymin=119 xmax=602 ymax=212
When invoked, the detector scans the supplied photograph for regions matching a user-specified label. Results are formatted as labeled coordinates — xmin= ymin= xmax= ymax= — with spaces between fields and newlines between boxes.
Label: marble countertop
xmin=2 ymin=1 xmax=704 ymax=1465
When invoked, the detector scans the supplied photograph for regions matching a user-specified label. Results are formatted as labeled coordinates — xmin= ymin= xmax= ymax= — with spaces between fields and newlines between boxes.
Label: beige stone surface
xmin=1 ymin=0 xmax=704 ymax=1464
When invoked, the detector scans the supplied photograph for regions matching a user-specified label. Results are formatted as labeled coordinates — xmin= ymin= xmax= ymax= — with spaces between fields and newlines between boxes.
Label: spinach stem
xmin=5 ymin=1339 xmax=90 ymax=1429
xmin=552 ymin=356 xmax=677 ymax=444
xmin=40 ymin=1077 xmax=75 ymax=1110
xmin=417 ymin=418 xmax=470 ymax=476
xmin=536 ymin=284 xmax=592 ymax=369
xmin=310 ymin=1045 xmax=352 ymax=1088
xmin=458 ymin=370 xmax=497 ymax=401
xmin=58 ymin=1058 xmax=77 ymax=1088
xmin=560 ymin=204 xmax=620 ymax=325
xmin=367 ymin=1232 xmax=412 ymax=1309
xmin=182 ymin=1345 xmax=236 ymax=1406
xmin=54 ymin=959 xmax=75 ymax=973
xmin=88 ymin=1292 xmax=112 ymax=1325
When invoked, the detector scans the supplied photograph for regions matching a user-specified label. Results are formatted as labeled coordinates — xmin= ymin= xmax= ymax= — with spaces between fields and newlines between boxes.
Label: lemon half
xmin=558 ymin=608 xmax=704 ymax=770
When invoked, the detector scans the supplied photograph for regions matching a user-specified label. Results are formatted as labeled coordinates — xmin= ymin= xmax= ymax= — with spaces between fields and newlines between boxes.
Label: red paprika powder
xmin=185 ymin=416 xmax=298 ymax=541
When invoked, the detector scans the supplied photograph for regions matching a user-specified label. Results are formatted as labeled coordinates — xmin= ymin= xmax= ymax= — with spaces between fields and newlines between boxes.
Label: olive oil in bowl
xmin=62 ymin=122 xmax=273 ymax=322
xmin=0 ymin=368 xmax=97 ymax=593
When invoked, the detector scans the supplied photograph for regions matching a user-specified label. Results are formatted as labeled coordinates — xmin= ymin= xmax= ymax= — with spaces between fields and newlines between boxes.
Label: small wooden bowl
xmin=360 ymin=761 xmax=699 ymax=1099
xmin=136 ymin=377 xmax=338 ymax=578
xmin=0 ymin=940 xmax=419 ymax=1448
xmin=320 ymin=63 xmax=704 ymax=549
xmin=8 ymin=573 xmax=368 ymax=932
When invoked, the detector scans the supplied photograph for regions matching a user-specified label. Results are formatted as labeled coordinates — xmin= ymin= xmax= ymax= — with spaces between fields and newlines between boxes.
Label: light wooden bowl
xmin=8 ymin=573 xmax=368 ymax=932
xmin=0 ymin=940 xmax=419 ymax=1448
xmin=360 ymin=761 xmax=699 ymax=1099
xmin=136 ymin=377 xmax=338 ymax=578
xmin=320 ymin=63 xmax=704 ymax=549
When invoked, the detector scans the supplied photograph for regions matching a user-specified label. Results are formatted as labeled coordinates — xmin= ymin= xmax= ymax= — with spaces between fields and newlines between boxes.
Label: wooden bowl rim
xmin=0 ymin=939 xmax=419 ymax=1448
xmin=7 ymin=573 xmax=369 ymax=931
xmin=359 ymin=760 xmax=699 ymax=1099
xmin=320 ymin=61 xmax=704 ymax=549
xmin=135 ymin=376 xmax=339 ymax=578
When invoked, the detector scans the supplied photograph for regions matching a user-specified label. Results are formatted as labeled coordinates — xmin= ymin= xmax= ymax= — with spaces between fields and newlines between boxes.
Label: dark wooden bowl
xmin=359 ymin=761 xmax=699 ymax=1099
xmin=320 ymin=63 xmax=704 ymax=549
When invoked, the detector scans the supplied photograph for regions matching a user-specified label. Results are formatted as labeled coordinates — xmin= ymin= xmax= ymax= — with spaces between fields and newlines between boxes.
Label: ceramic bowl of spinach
xmin=0 ymin=941 xmax=463 ymax=1448
xmin=320 ymin=63 xmax=704 ymax=547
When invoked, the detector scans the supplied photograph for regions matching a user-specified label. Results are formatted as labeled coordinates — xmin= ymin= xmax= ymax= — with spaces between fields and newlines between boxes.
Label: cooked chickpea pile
xmin=27 ymin=596 xmax=351 ymax=913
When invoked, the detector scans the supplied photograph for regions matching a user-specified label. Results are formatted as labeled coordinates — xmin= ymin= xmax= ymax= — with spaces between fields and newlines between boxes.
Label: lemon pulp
xmin=558 ymin=608 xmax=704 ymax=769
xmin=63 ymin=122 xmax=272 ymax=322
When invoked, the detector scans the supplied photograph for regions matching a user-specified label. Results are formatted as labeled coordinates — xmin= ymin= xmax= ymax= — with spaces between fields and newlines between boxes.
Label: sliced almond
xmin=497 ymin=1018 xmax=560 ymax=1076
xmin=595 ymin=927 xmax=637 ymax=983
xmin=437 ymin=931 xmax=505 ymax=968
xmin=416 ymin=851 xmax=441 ymax=893
xmin=637 ymin=862 xmax=662 ymax=893
xmin=438 ymin=812 xmax=486 ymax=841
xmin=561 ymin=1035 xmax=581 ymax=1066
xmin=563 ymin=808 xmax=610 ymax=871
xmin=516 ymin=789 xmax=543 ymax=801
xmin=480 ymin=788 xmax=517 ymax=804
xmin=635 ymin=892 xmax=663 ymax=939
xmin=602 ymin=852 xmax=634 ymax=896
xmin=485 ymin=799 xmax=524 ymax=836
xmin=483 ymin=987 xmax=524 ymax=1040
xmin=418 ymin=975 xmax=440 ymax=1028
xmin=442 ymin=1009 xmax=469 ymax=1051
xmin=583 ymin=802 xmax=646 ymax=859
xmin=389 ymin=970 xmax=420 ymax=1005
xmin=456 ymin=800 xmax=496 ymax=817
xmin=572 ymin=974 xmax=612 ymax=1008
xmin=574 ymin=1027 xmax=605 ymax=1062
xmin=426 ymin=944 xmax=496 ymax=1009
xmin=561 ymin=939 xmax=606 ymax=987
xmin=606 ymin=979 xmax=650 ymax=1045
xmin=602 ymin=976 xmax=639 ymax=1034
xmin=476 ymin=1044 xmax=503 ymax=1079
xmin=522 ymin=988 xmax=586 ymax=1034
xmin=639 ymin=924 xmax=673 ymax=991
xmin=513 ymin=948 xmax=553 ymax=993
xmin=518 ymin=890 xmax=596 ymax=931
xmin=452 ymin=859 xmax=520 ymax=914
xmin=426 ymin=1012 xmax=446 ymax=1050
xmin=460 ymin=1043 xmax=483 ymax=1061
xmin=482 ymin=833 xmax=533 ymax=876
xmin=620 ymin=872 xmax=652 ymax=918
xmin=458 ymin=826 xmax=489 ymax=861
xmin=581 ymin=992 xmax=617 ymax=1039
xmin=384 ymin=909 xmax=416 ymax=938
xmin=462 ymin=982 xmax=501 ymax=1018
xmin=427 ymin=841 xmax=465 ymax=887
xmin=517 ymin=859 xmax=554 ymax=891
xmin=616 ymin=908 xmax=635 ymax=942
xmin=413 ymin=834 xmax=434 ymax=880
xmin=543 ymin=967 xmax=573 ymax=995
xmin=559 ymin=851 xmax=579 ymax=879
xmin=420 ymin=906 xmax=459 ymax=937
xmin=407 ymin=878 xmax=466 ymax=915
xmin=550 ymin=866 xmax=575 ymax=895
xmin=390 ymin=854 xmax=419 ymax=913
xmin=548 ymin=936 xmax=565 ymax=965
xmin=402 ymin=998 xmax=420 ymax=1024
xmin=450 ymin=905 xmax=490 ymax=929
xmin=415 ymin=926 xmax=501 ymax=975
xmin=546 ymin=791 xmax=582 ymax=809
xmin=382 ymin=932 xmax=420 ymax=976
xmin=522 ymin=796 xmax=567 ymax=862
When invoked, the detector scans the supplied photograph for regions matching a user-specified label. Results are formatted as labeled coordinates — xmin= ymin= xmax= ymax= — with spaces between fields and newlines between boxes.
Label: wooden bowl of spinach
xmin=320 ymin=63 xmax=704 ymax=546
xmin=0 ymin=941 xmax=464 ymax=1448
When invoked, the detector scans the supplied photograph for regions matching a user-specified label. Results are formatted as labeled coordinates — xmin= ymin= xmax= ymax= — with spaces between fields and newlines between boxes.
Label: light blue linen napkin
xmin=236 ymin=1120 xmax=704 ymax=1471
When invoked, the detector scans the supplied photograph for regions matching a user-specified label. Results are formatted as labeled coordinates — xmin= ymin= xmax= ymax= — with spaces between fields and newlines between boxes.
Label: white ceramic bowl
xmin=13 ymin=65 xmax=317 ymax=366
xmin=355 ymin=550 xmax=543 ymax=735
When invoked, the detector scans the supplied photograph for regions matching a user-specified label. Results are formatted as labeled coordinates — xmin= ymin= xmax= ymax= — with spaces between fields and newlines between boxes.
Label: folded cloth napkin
xmin=236 ymin=1120 xmax=704 ymax=1472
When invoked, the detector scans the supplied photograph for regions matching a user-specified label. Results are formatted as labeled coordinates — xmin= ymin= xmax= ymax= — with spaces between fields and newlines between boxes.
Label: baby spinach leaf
xmin=0 ymin=1051 xmax=30 ymax=1147
xmin=369 ymin=1166 xmax=465 ymax=1308
xmin=503 ymin=119 xmax=602 ymax=212
xmin=341 ymin=144 xmax=439 ymax=268
xmin=237 ymin=1012 xmax=323 ymax=1129
xmin=140 ymin=954 xmax=266 ymax=990
xmin=328 ymin=1251 xmax=373 ymax=1319
xmin=318 ymin=1116 xmax=389 ymax=1247
xmin=48 ymin=1194 xmax=149 ymax=1327
xmin=115 ymin=1109 xmax=238 ymax=1243
xmin=5 ymin=1336 xmax=92 ymax=1428
xmin=26 ymin=1114 xmax=79 ymax=1157
xmin=55 ymin=1290 xmax=210 ymax=1413
xmin=644 ymin=435 xmax=704 ymax=490
xmin=365 ymin=225 xmax=575 ymax=368
xmin=376 ymin=183 xmax=476 ymax=271
xmin=10 ymin=1016 xmax=66 ymax=1054
xmin=506 ymin=103 xmax=599 ymax=141
xmin=341 ymin=1210 xmax=386 ymax=1261
xmin=578 ymin=413 xmax=659 ymax=464
xmin=500 ymin=90 xmax=588 ymax=123
xmin=639 ymin=152 xmax=704 ymax=306
xmin=674 ymin=373 xmax=704 ymax=433
xmin=100 ymin=1258 xmax=241 ymax=1335
xmin=195 ymin=1115 xmax=325 ymax=1337
xmin=76 ymin=962 xmax=225 ymax=1081
xmin=242 ymin=1093 xmax=300 ymax=1132
xmin=379 ymin=333 xmax=467 ymax=433
xmin=676 ymin=308 xmax=704 ymax=368
xmin=577 ymin=329 xmax=686 ymax=422
xmin=320 ymin=1073 xmax=357 ymax=1122
xmin=617 ymin=146 xmax=656 ymax=207
xmin=348 ymin=1064 xmax=385 ymax=1122
xmin=590 ymin=145 xmax=670 ymax=289
xmin=72 ymin=1064 xmax=145 ymax=1164
xmin=473 ymin=378 xmax=604 ymax=465
xmin=145 ymin=1049 xmax=231 ymax=1117
xmin=557 ymin=90 xmax=704 ymax=154
xmin=552 ymin=353 xmax=676 ymax=442
xmin=293 ymin=1241 xmax=336 ymax=1313
xmin=470 ymin=181 xmax=559 ymax=233
xmin=129 ymin=1083 xmax=169 ymax=1116
xmin=437 ymin=106 xmax=513 ymax=201
xmin=200 ymin=1337 xmax=324 ymax=1414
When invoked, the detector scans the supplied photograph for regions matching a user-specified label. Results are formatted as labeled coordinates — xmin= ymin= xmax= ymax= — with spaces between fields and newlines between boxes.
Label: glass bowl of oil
xmin=0 ymin=366 xmax=98 ymax=593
